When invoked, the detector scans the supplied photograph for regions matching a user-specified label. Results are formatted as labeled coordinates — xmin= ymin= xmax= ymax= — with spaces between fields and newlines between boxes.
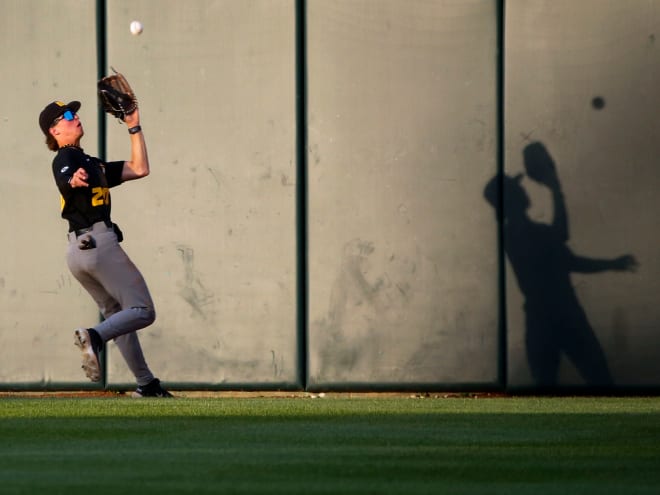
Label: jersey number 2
xmin=92 ymin=187 xmax=110 ymax=207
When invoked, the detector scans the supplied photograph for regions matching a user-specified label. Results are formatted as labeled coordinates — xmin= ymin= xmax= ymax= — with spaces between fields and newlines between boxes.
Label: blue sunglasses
xmin=52 ymin=110 xmax=76 ymax=126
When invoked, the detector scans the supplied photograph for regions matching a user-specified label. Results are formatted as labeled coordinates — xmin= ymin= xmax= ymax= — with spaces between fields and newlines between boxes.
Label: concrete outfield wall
xmin=306 ymin=0 xmax=500 ymax=387
xmin=504 ymin=0 xmax=660 ymax=389
xmin=105 ymin=0 xmax=299 ymax=387
xmin=1 ymin=0 xmax=100 ymax=387
xmin=3 ymin=0 xmax=657 ymax=391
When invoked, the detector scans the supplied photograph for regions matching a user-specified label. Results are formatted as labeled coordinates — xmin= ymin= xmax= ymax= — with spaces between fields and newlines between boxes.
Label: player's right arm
xmin=52 ymin=149 xmax=87 ymax=194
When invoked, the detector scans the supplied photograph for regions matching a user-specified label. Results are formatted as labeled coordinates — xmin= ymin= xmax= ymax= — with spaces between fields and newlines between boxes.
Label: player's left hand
xmin=70 ymin=167 xmax=89 ymax=188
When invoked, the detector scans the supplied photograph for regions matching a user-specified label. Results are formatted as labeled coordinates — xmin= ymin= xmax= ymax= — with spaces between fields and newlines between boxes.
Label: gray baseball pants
xmin=66 ymin=221 xmax=155 ymax=386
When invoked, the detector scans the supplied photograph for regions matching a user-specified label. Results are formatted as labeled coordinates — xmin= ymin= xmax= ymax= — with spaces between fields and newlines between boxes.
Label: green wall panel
xmin=0 ymin=0 xmax=100 ymax=387
xmin=306 ymin=0 xmax=501 ymax=388
xmin=503 ymin=0 xmax=660 ymax=389
xmin=103 ymin=0 xmax=299 ymax=387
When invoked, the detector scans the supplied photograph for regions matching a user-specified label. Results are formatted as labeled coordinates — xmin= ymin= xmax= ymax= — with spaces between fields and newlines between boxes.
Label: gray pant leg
xmin=114 ymin=333 xmax=154 ymax=386
xmin=67 ymin=224 xmax=156 ymax=385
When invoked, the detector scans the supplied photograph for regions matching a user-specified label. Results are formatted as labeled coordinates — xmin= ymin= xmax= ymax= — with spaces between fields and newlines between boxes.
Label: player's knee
xmin=144 ymin=307 xmax=156 ymax=326
xmin=132 ymin=306 xmax=156 ymax=327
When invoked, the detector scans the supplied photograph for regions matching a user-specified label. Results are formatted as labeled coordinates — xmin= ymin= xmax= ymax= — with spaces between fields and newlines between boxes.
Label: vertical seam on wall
xmin=295 ymin=0 xmax=309 ymax=390
xmin=496 ymin=0 xmax=508 ymax=391
xmin=96 ymin=0 xmax=108 ymax=388
xmin=96 ymin=0 xmax=107 ymax=162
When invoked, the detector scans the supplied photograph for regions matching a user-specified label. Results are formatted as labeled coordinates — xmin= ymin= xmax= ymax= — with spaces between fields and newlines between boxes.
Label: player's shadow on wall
xmin=484 ymin=141 xmax=637 ymax=389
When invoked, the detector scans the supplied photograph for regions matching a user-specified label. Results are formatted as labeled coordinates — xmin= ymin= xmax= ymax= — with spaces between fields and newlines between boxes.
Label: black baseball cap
xmin=39 ymin=100 xmax=81 ymax=135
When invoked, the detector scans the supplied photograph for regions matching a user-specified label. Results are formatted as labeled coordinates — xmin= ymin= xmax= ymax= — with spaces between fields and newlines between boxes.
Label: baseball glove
xmin=97 ymin=67 xmax=138 ymax=121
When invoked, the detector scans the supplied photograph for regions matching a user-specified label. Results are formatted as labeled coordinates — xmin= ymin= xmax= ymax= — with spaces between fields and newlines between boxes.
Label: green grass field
xmin=0 ymin=395 xmax=658 ymax=494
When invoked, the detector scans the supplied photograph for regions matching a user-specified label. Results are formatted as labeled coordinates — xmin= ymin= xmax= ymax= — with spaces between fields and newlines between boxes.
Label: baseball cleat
xmin=131 ymin=378 xmax=173 ymax=398
xmin=74 ymin=328 xmax=101 ymax=382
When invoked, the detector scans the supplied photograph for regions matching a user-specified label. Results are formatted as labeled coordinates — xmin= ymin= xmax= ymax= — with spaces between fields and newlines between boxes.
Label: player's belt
xmin=69 ymin=220 xmax=112 ymax=238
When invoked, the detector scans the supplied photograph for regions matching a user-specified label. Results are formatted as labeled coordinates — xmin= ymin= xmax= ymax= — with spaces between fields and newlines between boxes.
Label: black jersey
xmin=52 ymin=146 xmax=124 ymax=232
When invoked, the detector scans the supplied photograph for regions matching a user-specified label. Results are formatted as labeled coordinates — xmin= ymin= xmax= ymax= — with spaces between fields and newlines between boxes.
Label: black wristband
xmin=128 ymin=125 xmax=142 ymax=135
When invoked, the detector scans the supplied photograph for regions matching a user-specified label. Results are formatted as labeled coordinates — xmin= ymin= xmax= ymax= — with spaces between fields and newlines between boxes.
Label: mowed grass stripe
xmin=0 ymin=397 xmax=658 ymax=495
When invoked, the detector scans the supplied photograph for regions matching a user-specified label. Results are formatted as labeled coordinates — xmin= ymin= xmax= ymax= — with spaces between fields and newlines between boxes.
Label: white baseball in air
xmin=130 ymin=20 xmax=143 ymax=36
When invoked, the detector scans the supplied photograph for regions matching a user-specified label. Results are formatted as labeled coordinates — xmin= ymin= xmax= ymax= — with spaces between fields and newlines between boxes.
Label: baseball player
xmin=39 ymin=99 xmax=172 ymax=398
